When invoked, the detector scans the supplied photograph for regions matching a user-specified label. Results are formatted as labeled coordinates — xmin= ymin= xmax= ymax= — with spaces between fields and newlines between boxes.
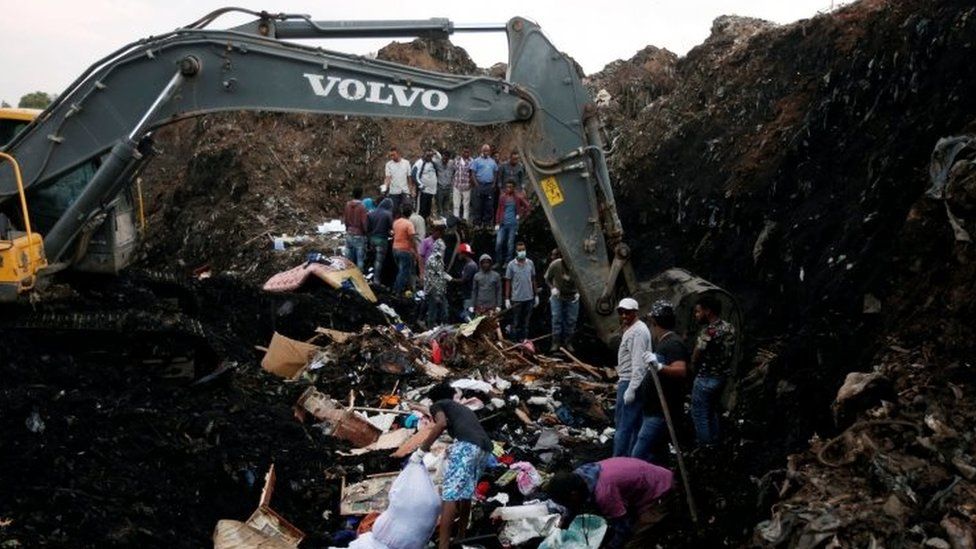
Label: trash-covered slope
xmin=601 ymin=0 xmax=976 ymax=543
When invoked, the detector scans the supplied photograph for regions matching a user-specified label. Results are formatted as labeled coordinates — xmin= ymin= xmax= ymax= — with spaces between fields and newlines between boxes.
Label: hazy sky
xmin=0 ymin=0 xmax=852 ymax=105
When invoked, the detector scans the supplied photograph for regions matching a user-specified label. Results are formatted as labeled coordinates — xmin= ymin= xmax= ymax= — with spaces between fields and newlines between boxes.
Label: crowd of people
xmin=342 ymin=143 xmax=738 ymax=548
xmin=342 ymin=142 xmax=568 ymax=346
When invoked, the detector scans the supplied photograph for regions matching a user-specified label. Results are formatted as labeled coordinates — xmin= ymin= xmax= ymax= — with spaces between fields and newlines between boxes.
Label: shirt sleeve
xmin=544 ymin=262 xmax=555 ymax=287
xmin=628 ymin=328 xmax=651 ymax=392
xmin=504 ymin=262 xmax=513 ymax=280
xmin=384 ymin=162 xmax=392 ymax=177
xmin=493 ymin=274 xmax=502 ymax=305
xmin=596 ymin=483 xmax=628 ymax=520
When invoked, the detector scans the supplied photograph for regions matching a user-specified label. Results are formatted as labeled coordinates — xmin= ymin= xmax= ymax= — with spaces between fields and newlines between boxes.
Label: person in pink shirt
xmin=545 ymin=457 xmax=674 ymax=548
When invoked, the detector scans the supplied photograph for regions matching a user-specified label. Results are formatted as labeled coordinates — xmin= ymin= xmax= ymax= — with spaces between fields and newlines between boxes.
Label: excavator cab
xmin=0 ymin=108 xmax=41 ymax=147
xmin=0 ymin=151 xmax=48 ymax=301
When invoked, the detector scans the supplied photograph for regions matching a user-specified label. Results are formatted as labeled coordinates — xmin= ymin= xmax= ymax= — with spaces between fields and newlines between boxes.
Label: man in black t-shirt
xmin=631 ymin=300 xmax=691 ymax=464
xmin=416 ymin=382 xmax=492 ymax=549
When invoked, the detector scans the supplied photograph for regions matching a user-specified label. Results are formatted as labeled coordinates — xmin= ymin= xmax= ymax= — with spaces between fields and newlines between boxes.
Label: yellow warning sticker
xmin=540 ymin=176 xmax=564 ymax=206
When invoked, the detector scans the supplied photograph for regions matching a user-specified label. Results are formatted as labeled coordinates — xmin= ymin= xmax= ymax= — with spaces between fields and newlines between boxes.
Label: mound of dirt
xmin=138 ymin=38 xmax=519 ymax=284
xmin=603 ymin=0 xmax=976 ymax=543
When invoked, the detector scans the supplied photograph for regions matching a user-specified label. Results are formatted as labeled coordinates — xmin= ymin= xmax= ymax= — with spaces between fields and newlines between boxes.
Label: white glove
xmin=468 ymin=306 xmax=475 ymax=313
xmin=572 ymin=293 xmax=579 ymax=303
xmin=409 ymin=449 xmax=426 ymax=464
xmin=442 ymin=272 xmax=453 ymax=280
xmin=642 ymin=350 xmax=664 ymax=370
xmin=494 ymin=307 xmax=502 ymax=313
xmin=505 ymin=299 xmax=512 ymax=309
xmin=494 ymin=225 xmax=500 ymax=232
xmin=550 ymin=288 xmax=560 ymax=297
xmin=623 ymin=387 xmax=637 ymax=405
xmin=534 ymin=295 xmax=540 ymax=307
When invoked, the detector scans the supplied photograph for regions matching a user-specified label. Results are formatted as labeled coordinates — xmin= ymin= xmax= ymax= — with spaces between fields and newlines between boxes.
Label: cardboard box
xmin=261 ymin=333 xmax=320 ymax=379
xmin=213 ymin=465 xmax=304 ymax=548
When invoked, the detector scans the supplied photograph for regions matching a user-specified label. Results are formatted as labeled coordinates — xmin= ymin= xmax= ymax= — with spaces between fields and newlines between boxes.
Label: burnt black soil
xmin=0 ymin=273 xmax=400 ymax=547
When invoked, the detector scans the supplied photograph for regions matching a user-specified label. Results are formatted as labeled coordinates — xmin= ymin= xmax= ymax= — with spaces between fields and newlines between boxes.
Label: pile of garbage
xmin=751 ymin=134 xmax=976 ymax=547
xmin=237 ymin=307 xmax=619 ymax=546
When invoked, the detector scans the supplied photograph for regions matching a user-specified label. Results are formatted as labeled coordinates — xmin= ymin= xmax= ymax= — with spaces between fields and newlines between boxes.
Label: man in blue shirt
xmin=469 ymin=143 xmax=499 ymax=228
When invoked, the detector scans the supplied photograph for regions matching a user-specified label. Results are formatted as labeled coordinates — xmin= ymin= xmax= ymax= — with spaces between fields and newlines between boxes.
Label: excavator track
xmin=3 ymin=272 xmax=225 ymax=380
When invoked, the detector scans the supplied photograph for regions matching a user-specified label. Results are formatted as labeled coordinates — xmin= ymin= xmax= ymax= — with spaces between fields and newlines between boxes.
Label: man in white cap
xmin=613 ymin=297 xmax=651 ymax=456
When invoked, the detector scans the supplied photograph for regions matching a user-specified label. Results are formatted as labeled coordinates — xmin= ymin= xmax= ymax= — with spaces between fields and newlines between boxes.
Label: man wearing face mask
xmin=504 ymin=242 xmax=538 ymax=342
xmin=613 ymin=298 xmax=651 ymax=457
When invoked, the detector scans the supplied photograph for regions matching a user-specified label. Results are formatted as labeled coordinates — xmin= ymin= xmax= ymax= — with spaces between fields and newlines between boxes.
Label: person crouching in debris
xmin=424 ymin=240 xmax=451 ymax=327
xmin=545 ymin=457 xmax=674 ymax=549
xmin=614 ymin=298 xmax=651 ymax=457
xmin=690 ymin=295 xmax=736 ymax=446
xmin=470 ymin=253 xmax=502 ymax=316
xmin=414 ymin=382 xmax=493 ymax=549
xmin=633 ymin=300 xmax=690 ymax=464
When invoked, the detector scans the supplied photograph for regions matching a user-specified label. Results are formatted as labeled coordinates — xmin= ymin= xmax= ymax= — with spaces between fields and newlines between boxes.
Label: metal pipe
xmin=646 ymin=364 xmax=699 ymax=523
xmin=129 ymin=72 xmax=185 ymax=140
xmin=584 ymin=116 xmax=624 ymax=237
xmin=47 ymin=71 xmax=185 ymax=262
xmin=277 ymin=18 xmax=454 ymax=39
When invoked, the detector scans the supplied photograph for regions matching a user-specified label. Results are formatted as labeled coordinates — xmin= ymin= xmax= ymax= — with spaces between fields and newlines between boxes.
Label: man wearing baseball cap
xmin=614 ymin=297 xmax=652 ymax=457
xmin=633 ymin=300 xmax=691 ymax=463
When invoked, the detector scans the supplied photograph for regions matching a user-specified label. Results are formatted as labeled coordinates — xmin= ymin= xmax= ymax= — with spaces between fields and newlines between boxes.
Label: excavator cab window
xmin=0 ymin=108 xmax=41 ymax=147
xmin=0 ymin=118 xmax=29 ymax=146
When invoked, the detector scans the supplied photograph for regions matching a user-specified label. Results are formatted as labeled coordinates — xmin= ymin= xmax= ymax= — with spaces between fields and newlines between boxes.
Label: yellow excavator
xmin=0 ymin=108 xmax=47 ymax=300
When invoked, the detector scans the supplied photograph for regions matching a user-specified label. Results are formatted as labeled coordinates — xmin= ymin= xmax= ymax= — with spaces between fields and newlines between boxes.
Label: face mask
xmin=517 ymin=251 xmax=527 ymax=260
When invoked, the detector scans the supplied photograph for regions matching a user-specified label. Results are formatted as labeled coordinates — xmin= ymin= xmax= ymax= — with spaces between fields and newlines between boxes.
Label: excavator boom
xmin=0 ymin=9 xmax=737 ymax=346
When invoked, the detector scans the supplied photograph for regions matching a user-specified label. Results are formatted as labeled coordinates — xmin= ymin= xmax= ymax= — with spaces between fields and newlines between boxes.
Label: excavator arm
xmin=0 ymin=9 xmax=726 ymax=345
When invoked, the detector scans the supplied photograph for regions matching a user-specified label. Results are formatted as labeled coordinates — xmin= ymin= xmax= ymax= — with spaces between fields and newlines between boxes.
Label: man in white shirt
xmin=613 ymin=297 xmax=651 ymax=457
xmin=412 ymin=149 xmax=440 ymax=219
xmin=452 ymin=146 xmax=474 ymax=221
xmin=384 ymin=146 xmax=413 ymax=217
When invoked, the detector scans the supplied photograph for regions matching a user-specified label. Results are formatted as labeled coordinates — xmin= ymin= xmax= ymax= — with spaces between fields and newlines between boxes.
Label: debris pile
xmin=752 ymin=133 xmax=976 ymax=546
xmin=243 ymin=310 xmax=621 ymax=546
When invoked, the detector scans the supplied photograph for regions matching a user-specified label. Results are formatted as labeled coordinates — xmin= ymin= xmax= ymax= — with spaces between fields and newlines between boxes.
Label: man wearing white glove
xmin=503 ymin=241 xmax=537 ymax=342
xmin=632 ymin=300 xmax=690 ymax=464
xmin=613 ymin=298 xmax=651 ymax=457
xmin=544 ymin=248 xmax=580 ymax=352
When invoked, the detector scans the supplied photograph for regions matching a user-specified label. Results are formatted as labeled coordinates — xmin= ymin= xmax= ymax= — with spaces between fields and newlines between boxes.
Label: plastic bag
xmin=370 ymin=461 xmax=441 ymax=549
xmin=345 ymin=532 xmax=388 ymax=549
xmin=538 ymin=514 xmax=607 ymax=549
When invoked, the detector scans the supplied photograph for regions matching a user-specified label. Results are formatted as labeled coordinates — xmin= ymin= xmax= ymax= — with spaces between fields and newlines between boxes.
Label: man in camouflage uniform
xmin=424 ymin=240 xmax=451 ymax=327
xmin=690 ymin=295 xmax=736 ymax=445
